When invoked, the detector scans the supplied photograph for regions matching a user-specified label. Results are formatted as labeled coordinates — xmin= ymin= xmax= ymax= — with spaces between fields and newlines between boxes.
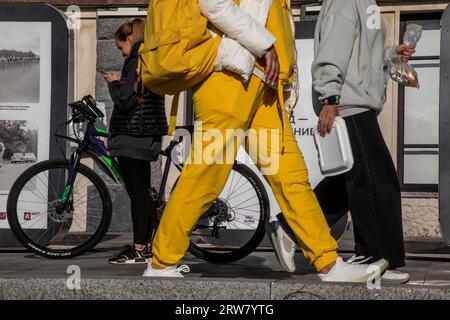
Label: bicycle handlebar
xmin=69 ymin=95 xmax=104 ymax=123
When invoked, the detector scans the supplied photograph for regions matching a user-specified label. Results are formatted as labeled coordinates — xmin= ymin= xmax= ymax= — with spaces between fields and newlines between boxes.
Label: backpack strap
xmin=135 ymin=53 xmax=145 ymax=98
xmin=168 ymin=93 xmax=180 ymax=136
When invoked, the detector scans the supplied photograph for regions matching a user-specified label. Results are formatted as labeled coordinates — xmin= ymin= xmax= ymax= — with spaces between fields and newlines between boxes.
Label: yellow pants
xmin=152 ymin=71 xmax=338 ymax=272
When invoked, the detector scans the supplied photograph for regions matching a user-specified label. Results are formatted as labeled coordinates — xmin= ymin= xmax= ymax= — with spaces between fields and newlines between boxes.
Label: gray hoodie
xmin=311 ymin=0 xmax=398 ymax=117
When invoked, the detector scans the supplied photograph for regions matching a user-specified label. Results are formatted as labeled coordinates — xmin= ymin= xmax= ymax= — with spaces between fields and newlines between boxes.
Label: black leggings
xmin=117 ymin=157 xmax=158 ymax=245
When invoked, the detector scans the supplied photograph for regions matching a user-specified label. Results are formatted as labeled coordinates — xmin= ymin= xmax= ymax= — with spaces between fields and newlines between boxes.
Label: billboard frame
xmin=0 ymin=3 xmax=73 ymax=246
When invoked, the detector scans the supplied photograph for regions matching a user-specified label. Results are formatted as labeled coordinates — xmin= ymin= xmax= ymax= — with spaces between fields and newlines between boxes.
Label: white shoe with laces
xmin=319 ymin=257 xmax=389 ymax=283
xmin=381 ymin=270 xmax=410 ymax=284
xmin=346 ymin=255 xmax=373 ymax=264
xmin=347 ymin=255 xmax=410 ymax=284
xmin=143 ymin=261 xmax=190 ymax=278
xmin=266 ymin=220 xmax=297 ymax=273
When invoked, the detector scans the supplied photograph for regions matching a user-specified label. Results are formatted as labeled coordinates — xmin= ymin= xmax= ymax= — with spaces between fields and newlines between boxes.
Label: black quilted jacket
xmin=108 ymin=41 xmax=168 ymax=137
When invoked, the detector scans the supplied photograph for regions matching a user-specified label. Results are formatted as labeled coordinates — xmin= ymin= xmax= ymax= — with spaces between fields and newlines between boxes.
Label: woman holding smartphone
xmin=101 ymin=18 xmax=168 ymax=264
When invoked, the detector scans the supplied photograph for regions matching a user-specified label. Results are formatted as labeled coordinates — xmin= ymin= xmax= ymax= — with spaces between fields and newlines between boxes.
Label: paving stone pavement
xmin=0 ymin=233 xmax=449 ymax=300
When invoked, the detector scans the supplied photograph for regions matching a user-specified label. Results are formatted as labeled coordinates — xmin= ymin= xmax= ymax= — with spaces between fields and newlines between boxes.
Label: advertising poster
xmin=0 ymin=22 xmax=52 ymax=229
xmin=291 ymin=37 xmax=323 ymax=187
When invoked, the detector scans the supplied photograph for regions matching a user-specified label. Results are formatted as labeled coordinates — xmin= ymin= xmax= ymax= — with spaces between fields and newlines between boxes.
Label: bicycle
xmin=7 ymin=95 xmax=270 ymax=262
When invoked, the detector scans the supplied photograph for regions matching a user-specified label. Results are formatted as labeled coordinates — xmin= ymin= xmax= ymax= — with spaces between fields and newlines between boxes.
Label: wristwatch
xmin=321 ymin=95 xmax=340 ymax=105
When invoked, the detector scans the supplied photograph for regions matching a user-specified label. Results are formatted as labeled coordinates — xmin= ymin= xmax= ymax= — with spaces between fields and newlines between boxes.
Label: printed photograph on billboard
xmin=0 ymin=29 xmax=41 ymax=103
xmin=0 ymin=21 xmax=51 ymax=229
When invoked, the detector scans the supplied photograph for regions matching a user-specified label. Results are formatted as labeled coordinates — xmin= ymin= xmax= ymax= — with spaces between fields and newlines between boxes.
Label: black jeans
xmin=315 ymin=110 xmax=405 ymax=268
xmin=117 ymin=157 xmax=158 ymax=245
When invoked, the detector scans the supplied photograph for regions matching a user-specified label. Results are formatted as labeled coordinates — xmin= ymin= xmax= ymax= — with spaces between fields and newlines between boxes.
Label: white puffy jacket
xmin=198 ymin=0 xmax=299 ymax=114
xmin=198 ymin=0 xmax=275 ymax=81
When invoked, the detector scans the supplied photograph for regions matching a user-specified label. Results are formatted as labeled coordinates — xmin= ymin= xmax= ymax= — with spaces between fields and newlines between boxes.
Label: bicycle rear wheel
xmin=7 ymin=159 xmax=112 ymax=258
xmin=187 ymin=163 xmax=270 ymax=263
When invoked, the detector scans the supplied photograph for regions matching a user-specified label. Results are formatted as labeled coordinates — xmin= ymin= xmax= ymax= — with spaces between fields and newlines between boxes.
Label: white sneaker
xmin=346 ymin=255 xmax=410 ymax=284
xmin=266 ymin=220 xmax=297 ymax=273
xmin=319 ymin=257 xmax=389 ymax=283
xmin=346 ymin=255 xmax=373 ymax=264
xmin=142 ymin=261 xmax=190 ymax=278
xmin=381 ymin=270 xmax=410 ymax=284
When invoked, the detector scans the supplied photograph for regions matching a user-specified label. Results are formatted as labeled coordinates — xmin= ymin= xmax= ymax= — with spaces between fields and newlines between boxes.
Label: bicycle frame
xmin=157 ymin=139 xmax=184 ymax=208
xmin=55 ymin=121 xmax=124 ymax=211
xmin=17 ymin=97 xmax=268 ymax=261
xmin=56 ymin=119 xmax=184 ymax=212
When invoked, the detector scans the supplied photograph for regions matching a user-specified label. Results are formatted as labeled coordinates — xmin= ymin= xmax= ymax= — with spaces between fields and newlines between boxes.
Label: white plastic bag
xmin=388 ymin=23 xmax=423 ymax=88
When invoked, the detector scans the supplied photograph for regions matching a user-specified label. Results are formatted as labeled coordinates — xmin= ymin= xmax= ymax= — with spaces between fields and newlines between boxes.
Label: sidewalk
xmin=0 ymin=233 xmax=449 ymax=300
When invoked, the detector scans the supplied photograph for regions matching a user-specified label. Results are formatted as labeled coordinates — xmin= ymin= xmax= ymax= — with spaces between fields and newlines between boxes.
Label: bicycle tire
xmin=187 ymin=162 xmax=270 ymax=263
xmin=7 ymin=159 xmax=112 ymax=259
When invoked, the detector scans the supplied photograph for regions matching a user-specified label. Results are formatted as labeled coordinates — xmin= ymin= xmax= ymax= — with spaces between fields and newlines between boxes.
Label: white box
xmin=313 ymin=117 xmax=354 ymax=177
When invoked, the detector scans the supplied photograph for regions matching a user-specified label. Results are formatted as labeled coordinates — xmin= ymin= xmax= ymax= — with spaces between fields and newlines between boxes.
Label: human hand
xmin=103 ymin=72 xmax=120 ymax=83
xmin=317 ymin=104 xmax=339 ymax=137
xmin=263 ymin=45 xmax=280 ymax=87
xmin=397 ymin=44 xmax=416 ymax=62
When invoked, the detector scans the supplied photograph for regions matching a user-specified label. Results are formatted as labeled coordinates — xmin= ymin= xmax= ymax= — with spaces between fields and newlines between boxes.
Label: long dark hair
xmin=115 ymin=18 xmax=145 ymax=45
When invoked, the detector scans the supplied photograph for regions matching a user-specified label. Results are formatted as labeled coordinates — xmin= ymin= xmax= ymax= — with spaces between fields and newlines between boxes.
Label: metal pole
xmin=439 ymin=4 xmax=450 ymax=244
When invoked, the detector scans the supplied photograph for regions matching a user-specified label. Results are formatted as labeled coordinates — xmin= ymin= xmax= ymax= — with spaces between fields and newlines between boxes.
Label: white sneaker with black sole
xmin=266 ymin=220 xmax=297 ymax=273
xmin=319 ymin=257 xmax=389 ymax=283
xmin=347 ymin=255 xmax=410 ymax=284
xmin=143 ymin=261 xmax=190 ymax=278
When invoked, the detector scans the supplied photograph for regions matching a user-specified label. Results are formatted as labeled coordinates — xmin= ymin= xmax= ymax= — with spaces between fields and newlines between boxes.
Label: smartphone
xmin=96 ymin=67 xmax=108 ymax=76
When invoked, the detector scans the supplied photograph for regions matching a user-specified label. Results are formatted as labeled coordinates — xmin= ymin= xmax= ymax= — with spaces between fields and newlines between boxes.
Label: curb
xmin=0 ymin=278 xmax=449 ymax=300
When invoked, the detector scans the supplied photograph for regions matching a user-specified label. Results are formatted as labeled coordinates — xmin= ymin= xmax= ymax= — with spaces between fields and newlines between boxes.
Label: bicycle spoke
xmin=228 ymin=172 xmax=244 ymax=198
xmin=12 ymin=162 xmax=109 ymax=256
xmin=229 ymin=219 xmax=254 ymax=233
xmin=225 ymin=169 xmax=237 ymax=199
xmin=17 ymin=200 xmax=47 ymax=205
xmin=230 ymin=195 xmax=259 ymax=209
xmin=66 ymin=218 xmax=87 ymax=244
xmin=227 ymin=178 xmax=249 ymax=199
xmin=225 ymin=184 xmax=254 ymax=202
xmin=233 ymin=207 xmax=261 ymax=216
xmin=33 ymin=220 xmax=56 ymax=244
xmin=232 ymin=201 xmax=260 ymax=211
xmin=233 ymin=208 xmax=261 ymax=216
xmin=23 ymin=183 xmax=47 ymax=201
xmin=20 ymin=213 xmax=47 ymax=229
xmin=29 ymin=174 xmax=51 ymax=200
xmin=36 ymin=172 xmax=58 ymax=200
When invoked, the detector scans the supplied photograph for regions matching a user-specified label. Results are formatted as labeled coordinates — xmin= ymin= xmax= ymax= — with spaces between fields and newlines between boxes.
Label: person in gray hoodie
xmin=311 ymin=0 xmax=415 ymax=283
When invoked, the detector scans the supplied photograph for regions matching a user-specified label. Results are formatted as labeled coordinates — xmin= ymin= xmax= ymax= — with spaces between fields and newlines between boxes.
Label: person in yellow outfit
xmin=143 ymin=0 xmax=388 ymax=282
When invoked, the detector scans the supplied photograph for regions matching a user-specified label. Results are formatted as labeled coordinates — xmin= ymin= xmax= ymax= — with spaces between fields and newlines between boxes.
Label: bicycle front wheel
xmin=188 ymin=162 xmax=270 ymax=263
xmin=7 ymin=159 xmax=112 ymax=258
